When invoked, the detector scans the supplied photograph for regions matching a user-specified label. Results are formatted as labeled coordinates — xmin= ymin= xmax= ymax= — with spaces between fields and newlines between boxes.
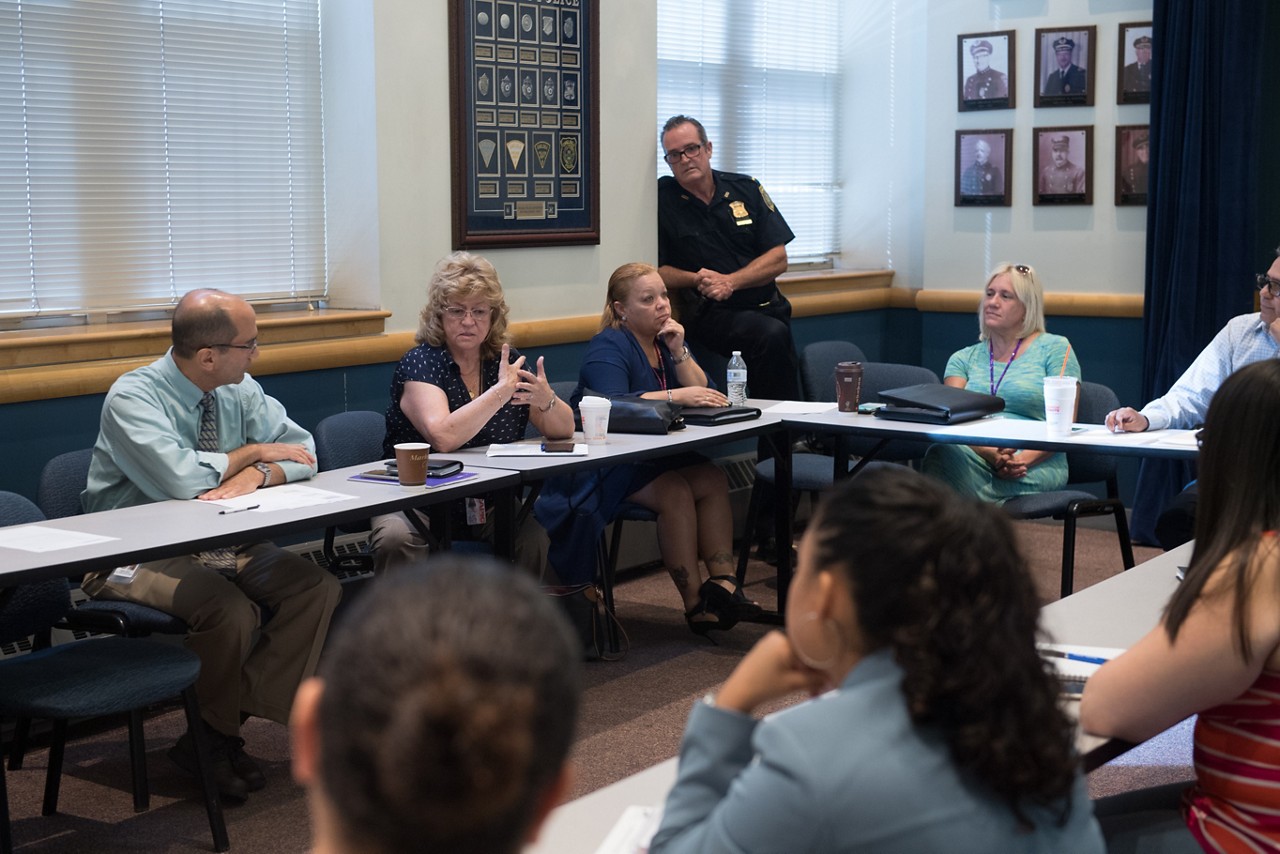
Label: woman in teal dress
xmin=923 ymin=262 xmax=1082 ymax=503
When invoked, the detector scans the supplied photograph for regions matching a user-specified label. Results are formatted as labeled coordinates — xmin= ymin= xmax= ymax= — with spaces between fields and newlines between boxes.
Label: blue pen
xmin=1041 ymin=648 xmax=1108 ymax=666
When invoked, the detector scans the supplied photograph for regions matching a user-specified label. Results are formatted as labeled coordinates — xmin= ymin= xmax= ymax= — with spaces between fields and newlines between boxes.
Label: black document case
xmin=679 ymin=405 xmax=762 ymax=426
xmin=873 ymin=384 xmax=1005 ymax=425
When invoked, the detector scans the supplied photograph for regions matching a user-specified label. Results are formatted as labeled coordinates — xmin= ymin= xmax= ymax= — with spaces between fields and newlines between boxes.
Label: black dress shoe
xmin=169 ymin=727 xmax=249 ymax=804
xmin=225 ymin=736 xmax=266 ymax=791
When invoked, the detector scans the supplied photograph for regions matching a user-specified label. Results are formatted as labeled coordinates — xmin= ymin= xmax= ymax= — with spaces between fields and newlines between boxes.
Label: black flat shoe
xmin=706 ymin=574 xmax=762 ymax=621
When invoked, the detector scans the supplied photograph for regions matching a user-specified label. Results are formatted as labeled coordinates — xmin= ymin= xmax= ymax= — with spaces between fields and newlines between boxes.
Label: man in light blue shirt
xmin=1106 ymin=250 xmax=1280 ymax=547
xmin=82 ymin=289 xmax=341 ymax=804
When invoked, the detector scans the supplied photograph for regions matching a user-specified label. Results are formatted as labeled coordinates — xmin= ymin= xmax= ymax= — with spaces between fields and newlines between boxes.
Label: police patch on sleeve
xmin=757 ymin=181 xmax=776 ymax=212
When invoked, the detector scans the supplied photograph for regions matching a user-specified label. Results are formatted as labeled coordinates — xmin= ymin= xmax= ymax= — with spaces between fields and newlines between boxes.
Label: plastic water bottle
xmin=726 ymin=351 xmax=748 ymax=406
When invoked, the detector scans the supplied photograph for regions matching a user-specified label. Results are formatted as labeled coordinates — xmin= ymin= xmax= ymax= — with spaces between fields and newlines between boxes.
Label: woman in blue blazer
xmin=651 ymin=466 xmax=1104 ymax=853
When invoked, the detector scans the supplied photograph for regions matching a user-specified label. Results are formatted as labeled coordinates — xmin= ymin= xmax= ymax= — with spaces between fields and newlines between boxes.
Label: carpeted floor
xmin=1 ymin=520 xmax=1190 ymax=853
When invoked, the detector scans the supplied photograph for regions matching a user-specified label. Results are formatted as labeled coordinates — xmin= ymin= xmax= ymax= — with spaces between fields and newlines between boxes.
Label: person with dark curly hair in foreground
xmin=289 ymin=556 xmax=581 ymax=854
xmin=650 ymin=466 xmax=1104 ymax=853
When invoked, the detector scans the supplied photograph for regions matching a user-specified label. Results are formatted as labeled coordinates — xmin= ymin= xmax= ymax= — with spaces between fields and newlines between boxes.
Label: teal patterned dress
xmin=922 ymin=332 xmax=1082 ymax=503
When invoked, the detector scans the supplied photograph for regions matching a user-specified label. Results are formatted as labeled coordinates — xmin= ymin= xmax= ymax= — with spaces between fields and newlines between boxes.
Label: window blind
xmin=656 ymin=0 xmax=841 ymax=266
xmin=0 ymin=0 xmax=326 ymax=319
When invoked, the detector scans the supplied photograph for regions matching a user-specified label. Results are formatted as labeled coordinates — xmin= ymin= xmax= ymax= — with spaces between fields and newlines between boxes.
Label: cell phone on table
xmin=541 ymin=440 xmax=575 ymax=453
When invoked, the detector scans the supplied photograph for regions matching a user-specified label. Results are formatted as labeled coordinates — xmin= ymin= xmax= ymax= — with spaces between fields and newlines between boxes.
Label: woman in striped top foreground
xmin=1082 ymin=359 xmax=1280 ymax=853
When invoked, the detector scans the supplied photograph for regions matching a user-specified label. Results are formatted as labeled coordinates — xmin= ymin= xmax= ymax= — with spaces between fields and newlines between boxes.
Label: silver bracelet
xmin=666 ymin=389 xmax=674 ymax=403
xmin=672 ymin=345 xmax=692 ymax=363
xmin=538 ymin=393 xmax=557 ymax=413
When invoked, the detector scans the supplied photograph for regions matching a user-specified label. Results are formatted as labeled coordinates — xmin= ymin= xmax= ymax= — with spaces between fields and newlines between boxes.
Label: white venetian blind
xmin=656 ymin=0 xmax=841 ymax=266
xmin=0 ymin=0 xmax=326 ymax=319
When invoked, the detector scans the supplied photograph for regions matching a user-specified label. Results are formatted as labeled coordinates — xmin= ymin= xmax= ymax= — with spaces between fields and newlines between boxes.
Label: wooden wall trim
xmin=0 ymin=273 xmax=1147 ymax=405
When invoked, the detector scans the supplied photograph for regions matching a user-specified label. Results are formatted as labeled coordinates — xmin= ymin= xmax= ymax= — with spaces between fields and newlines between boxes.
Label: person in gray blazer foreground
xmin=651 ymin=466 xmax=1104 ymax=853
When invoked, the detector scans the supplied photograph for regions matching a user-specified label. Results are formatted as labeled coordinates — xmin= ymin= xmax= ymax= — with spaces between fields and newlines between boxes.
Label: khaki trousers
xmin=82 ymin=542 xmax=341 ymax=737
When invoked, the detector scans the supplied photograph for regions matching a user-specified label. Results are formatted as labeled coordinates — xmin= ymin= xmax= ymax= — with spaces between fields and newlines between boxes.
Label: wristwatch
xmin=672 ymin=345 xmax=692 ymax=363
xmin=253 ymin=462 xmax=272 ymax=487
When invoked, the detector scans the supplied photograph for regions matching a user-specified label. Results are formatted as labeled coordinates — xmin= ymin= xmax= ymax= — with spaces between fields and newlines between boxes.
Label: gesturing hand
xmin=513 ymin=355 xmax=556 ymax=410
xmin=494 ymin=343 xmax=527 ymax=405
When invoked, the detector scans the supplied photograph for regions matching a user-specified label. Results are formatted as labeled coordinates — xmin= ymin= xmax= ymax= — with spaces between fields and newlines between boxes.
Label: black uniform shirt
xmin=657 ymin=169 xmax=795 ymax=312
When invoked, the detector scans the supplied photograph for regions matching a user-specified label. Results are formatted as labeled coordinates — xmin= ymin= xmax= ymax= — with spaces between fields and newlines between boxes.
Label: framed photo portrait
xmin=957 ymin=31 xmax=1015 ymax=112
xmin=955 ymin=130 xmax=1012 ymax=206
xmin=448 ymin=0 xmax=601 ymax=249
xmin=1116 ymin=125 xmax=1150 ymax=206
xmin=1033 ymin=126 xmax=1092 ymax=205
xmin=1117 ymin=22 xmax=1153 ymax=104
xmin=1034 ymin=26 xmax=1096 ymax=108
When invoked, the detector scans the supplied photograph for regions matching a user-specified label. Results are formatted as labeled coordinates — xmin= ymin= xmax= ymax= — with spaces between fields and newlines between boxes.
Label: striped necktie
xmin=197 ymin=392 xmax=238 ymax=577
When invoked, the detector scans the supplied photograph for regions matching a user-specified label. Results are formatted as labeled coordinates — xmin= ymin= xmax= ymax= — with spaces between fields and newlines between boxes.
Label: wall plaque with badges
xmin=449 ymin=0 xmax=599 ymax=248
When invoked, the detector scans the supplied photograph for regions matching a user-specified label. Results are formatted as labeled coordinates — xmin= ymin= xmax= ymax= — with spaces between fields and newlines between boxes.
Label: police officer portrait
xmin=957 ymin=31 xmax=1014 ymax=111
xmin=1116 ymin=125 xmax=1150 ymax=206
xmin=955 ymin=130 xmax=1011 ymax=207
xmin=1033 ymin=126 xmax=1092 ymax=205
xmin=1117 ymin=23 xmax=1153 ymax=104
xmin=1034 ymin=26 xmax=1096 ymax=107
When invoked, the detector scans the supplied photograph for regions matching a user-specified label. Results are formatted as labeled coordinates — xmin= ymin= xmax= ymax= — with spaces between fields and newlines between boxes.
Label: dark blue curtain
xmin=1129 ymin=0 xmax=1267 ymax=544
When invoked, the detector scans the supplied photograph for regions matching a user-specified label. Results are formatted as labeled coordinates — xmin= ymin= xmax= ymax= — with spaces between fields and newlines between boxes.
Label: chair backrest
xmin=863 ymin=361 xmax=941 ymax=399
xmin=1066 ymin=381 xmax=1122 ymax=487
xmin=800 ymin=341 xmax=869 ymax=402
xmin=314 ymin=410 xmax=387 ymax=472
xmin=38 ymin=448 xmax=94 ymax=520
xmin=0 ymin=491 xmax=70 ymax=644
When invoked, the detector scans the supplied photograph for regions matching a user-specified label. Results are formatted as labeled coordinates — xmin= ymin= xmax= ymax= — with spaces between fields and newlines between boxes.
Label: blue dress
xmin=534 ymin=326 xmax=709 ymax=585
xmin=922 ymin=333 xmax=1081 ymax=503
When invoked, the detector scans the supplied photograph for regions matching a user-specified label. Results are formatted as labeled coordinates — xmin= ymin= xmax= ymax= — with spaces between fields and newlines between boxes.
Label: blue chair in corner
xmin=313 ymin=410 xmax=387 ymax=573
xmin=0 ymin=492 xmax=228 ymax=854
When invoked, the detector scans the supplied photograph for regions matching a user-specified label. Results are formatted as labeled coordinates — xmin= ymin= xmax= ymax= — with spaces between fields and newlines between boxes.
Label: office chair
xmin=0 ymin=492 xmax=229 ymax=853
xmin=1002 ymin=381 xmax=1136 ymax=598
xmin=313 ymin=410 xmax=387 ymax=572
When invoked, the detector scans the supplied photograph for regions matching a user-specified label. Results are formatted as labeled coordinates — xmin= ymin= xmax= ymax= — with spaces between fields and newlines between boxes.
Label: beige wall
xmin=323 ymin=1 xmax=659 ymax=334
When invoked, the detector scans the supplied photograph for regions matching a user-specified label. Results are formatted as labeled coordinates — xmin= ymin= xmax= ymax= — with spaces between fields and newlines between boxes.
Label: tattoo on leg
xmin=668 ymin=564 xmax=691 ymax=592
xmin=708 ymin=551 xmax=734 ymax=569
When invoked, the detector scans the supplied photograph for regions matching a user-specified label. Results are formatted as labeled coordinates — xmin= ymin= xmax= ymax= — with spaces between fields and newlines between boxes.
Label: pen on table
xmin=218 ymin=504 xmax=260 ymax=515
xmin=1040 ymin=648 xmax=1109 ymax=666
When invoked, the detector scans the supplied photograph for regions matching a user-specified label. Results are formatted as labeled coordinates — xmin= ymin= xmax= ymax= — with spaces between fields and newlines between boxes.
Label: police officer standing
xmin=1044 ymin=36 xmax=1087 ymax=95
xmin=656 ymin=114 xmax=800 ymax=403
xmin=963 ymin=40 xmax=1007 ymax=101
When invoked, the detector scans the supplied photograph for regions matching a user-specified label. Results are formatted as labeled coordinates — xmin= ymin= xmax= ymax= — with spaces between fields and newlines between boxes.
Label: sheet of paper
xmin=206 ymin=484 xmax=358 ymax=512
xmin=593 ymin=804 xmax=664 ymax=854
xmin=764 ymin=401 xmax=837 ymax=414
xmin=0 ymin=525 xmax=119 ymax=553
xmin=487 ymin=442 xmax=589 ymax=456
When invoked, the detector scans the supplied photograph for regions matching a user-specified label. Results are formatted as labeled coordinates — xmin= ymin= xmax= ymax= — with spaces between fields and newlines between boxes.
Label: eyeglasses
xmin=1014 ymin=264 xmax=1032 ymax=275
xmin=204 ymin=338 xmax=258 ymax=352
xmin=443 ymin=306 xmax=492 ymax=321
xmin=663 ymin=143 xmax=704 ymax=164
xmin=1257 ymin=274 xmax=1280 ymax=298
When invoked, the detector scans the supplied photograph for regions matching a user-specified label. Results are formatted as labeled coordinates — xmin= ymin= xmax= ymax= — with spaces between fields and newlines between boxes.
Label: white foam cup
xmin=578 ymin=396 xmax=612 ymax=445
xmin=1043 ymin=376 xmax=1078 ymax=435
